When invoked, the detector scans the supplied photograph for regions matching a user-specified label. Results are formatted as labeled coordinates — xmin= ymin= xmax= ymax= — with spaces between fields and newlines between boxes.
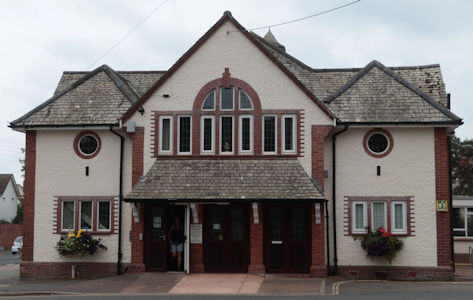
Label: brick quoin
xmin=310 ymin=202 xmax=326 ymax=277
xmin=311 ymin=125 xmax=332 ymax=188
xmin=248 ymin=203 xmax=265 ymax=275
xmin=190 ymin=204 xmax=205 ymax=272
xmin=434 ymin=127 xmax=452 ymax=268
xmin=22 ymin=130 xmax=36 ymax=262
xmin=128 ymin=127 xmax=145 ymax=268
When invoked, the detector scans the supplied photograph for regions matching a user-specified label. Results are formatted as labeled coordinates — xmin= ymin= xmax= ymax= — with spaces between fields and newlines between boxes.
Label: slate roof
xmin=124 ymin=159 xmax=324 ymax=201
xmin=0 ymin=174 xmax=13 ymax=195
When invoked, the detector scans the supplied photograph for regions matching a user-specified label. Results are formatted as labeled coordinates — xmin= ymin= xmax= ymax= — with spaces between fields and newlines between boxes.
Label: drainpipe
xmin=325 ymin=199 xmax=331 ymax=274
xmin=447 ymin=94 xmax=455 ymax=272
xmin=329 ymin=123 xmax=349 ymax=276
xmin=110 ymin=125 xmax=124 ymax=275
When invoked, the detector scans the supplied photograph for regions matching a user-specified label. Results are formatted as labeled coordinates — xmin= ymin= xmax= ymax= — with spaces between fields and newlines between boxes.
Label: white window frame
xmin=391 ymin=201 xmax=407 ymax=234
xmin=201 ymin=90 xmax=216 ymax=111
xmin=282 ymin=114 xmax=297 ymax=153
xmin=238 ymin=115 xmax=254 ymax=154
xmin=79 ymin=200 xmax=93 ymax=230
xmin=371 ymin=201 xmax=387 ymax=231
xmin=97 ymin=200 xmax=112 ymax=231
xmin=220 ymin=115 xmax=234 ymax=155
xmin=177 ymin=115 xmax=192 ymax=155
xmin=352 ymin=201 xmax=368 ymax=234
xmin=453 ymin=207 xmax=473 ymax=238
xmin=200 ymin=116 xmax=215 ymax=154
xmin=239 ymin=89 xmax=254 ymax=110
xmin=158 ymin=116 xmax=173 ymax=154
xmin=61 ymin=200 xmax=75 ymax=231
xmin=220 ymin=87 xmax=235 ymax=111
xmin=262 ymin=115 xmax=278 ymax=154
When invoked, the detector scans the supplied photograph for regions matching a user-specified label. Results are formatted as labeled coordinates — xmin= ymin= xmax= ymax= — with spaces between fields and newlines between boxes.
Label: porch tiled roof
xmin=124 ymin=159 xmax=324 ymax=201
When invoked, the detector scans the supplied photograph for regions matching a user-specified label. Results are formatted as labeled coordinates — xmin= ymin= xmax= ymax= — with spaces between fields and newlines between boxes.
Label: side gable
xmin=324 ymin=60 xmax=462 ymax=124
xmin=121 ymin=11 xmax=335 ymax=122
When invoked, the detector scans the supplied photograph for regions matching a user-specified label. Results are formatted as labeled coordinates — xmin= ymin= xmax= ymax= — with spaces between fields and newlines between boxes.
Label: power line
xmin=86 ymin=0 xmax=169 ymax=70
xmin=233 ymin=0 xmax=361 ymax=32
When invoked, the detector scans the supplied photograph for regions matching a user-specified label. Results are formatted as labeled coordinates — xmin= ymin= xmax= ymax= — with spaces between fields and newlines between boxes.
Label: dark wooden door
xmin=203 ymin=204 xmax=249 ymax=272
xmin=144 ymin=204 xmax=167 ymax=271
xmin=264 ymin=203 xmax=311 ymax=273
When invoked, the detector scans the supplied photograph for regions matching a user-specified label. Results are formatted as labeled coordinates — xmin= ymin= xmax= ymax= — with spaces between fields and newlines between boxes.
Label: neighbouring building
xmin=0 ymin=174 xmax=21 ymax=222
xmin=453 ymin=195 xmax=473 ymax=264
xmin=9 ymin=12 xmax=462 ymax=280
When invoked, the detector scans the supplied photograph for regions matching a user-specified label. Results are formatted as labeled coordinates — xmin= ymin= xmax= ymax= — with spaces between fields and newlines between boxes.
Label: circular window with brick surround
xmin=74 ymin=131 xmax=101 ymax=159
xmin=363 ymin=128 xmax=393 ymax=158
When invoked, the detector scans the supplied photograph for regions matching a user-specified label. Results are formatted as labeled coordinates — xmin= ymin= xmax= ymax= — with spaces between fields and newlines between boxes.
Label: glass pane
xmin=161 ymin=118 xmax=171 ymax=151
xmin=468 ymin=208 xmax=473 ymax=213
xmin=355 ymin=204 xmax=364 ymax=229
xmin=221 ymin=117 xmax=233 ymax=152
xmin=231 ymin=206 xmax=245 ymax=240
xmin=203 ymin=118 xmax=213 ymax=151
xmin=394 ymin=203 xmax=404 ymax=230
xmin=453 ymin=208 xmax=465 ymax=229
xmin=264 ymin=116 xmax=276 ymax=152
xmin=98 ymin=201 xmax=110 ymax=230
xmin=62 ymin=201 xmax=74 ymax=230
xmin=239 ymin=90 xmax=253 ymax=109
xmin=79 ymin=136 xmax=98 ymax=155
xmin=372 ymin=202 xmax=385 ymax=230
xmin=241 ymin=117 xmax=251 ymax=151
xmin=284 ymin=117 xmax=294 ymax=151
xmin=179 ymin=117 xmax=191 ymax=152
xmin=208 ymin=206 xmax=224 ymax=241
xmin=202 ymin=90 xmax=215 ymax=110
xmin=80 ymin=201 xmax=92 ymax=229
xmin=291 ymin=207 xmax=305 ymax=240
xmin=270 ymin=207 xmax=284 ymax=241
xmin=151 ymin=207 xmax=164 ymax=240
xmin=468 ymin=214 xmax=473 ymax=237
xmin=368 ymin=133 xmax=388 ymax=153
xmin=454 ymin=230 xmax=466 ymax=237
xmin=221 ymin=87 xmax=234 ymax=110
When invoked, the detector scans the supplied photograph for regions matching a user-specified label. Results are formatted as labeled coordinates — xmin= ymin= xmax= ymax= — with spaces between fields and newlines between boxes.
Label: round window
xmin=367 ymin=133 xmax=389 ymax=154
xmin=78 ymin=135 xmax=98 ymax=155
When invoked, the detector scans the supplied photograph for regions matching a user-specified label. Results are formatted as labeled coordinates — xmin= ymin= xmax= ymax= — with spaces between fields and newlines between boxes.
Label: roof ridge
xmin=324 ymin=60 xmax=462 ymax=123
xmin=102 ymin=66 xmax=141 ymax=102
xmin=63 ymin=70 xmax=167 ymax=74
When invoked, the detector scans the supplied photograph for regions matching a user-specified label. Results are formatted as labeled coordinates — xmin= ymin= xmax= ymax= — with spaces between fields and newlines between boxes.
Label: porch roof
xmin=123 ymin=159 xmax=324 ymax=202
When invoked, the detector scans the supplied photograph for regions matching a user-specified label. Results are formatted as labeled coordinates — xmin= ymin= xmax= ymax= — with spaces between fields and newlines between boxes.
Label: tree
xmin=451 ymin=136 xmax=473 ymax=195
xmin=19 ymin=147 xmax=25 ymax=178
xmin=12 ymin=203 xmax=23 ymax=224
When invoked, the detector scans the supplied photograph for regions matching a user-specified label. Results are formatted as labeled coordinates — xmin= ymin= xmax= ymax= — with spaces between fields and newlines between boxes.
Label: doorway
xmin=203 ymin=204 xmax=250 ymax=272
xmin=166 ymin=205 xmax=185 ymax=272
xmin=264 ymin=203 xmax=311 ymax=273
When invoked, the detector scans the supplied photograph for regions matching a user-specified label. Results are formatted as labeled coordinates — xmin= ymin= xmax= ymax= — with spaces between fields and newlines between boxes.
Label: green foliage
xmin=358 ymin=227 xmax=403 ymax=263
xmin=0 ymin=219 xmax=10 ymax=224
xmin=12 ymin=203 xmax=23 ymax=224
xmin=19 ymin=147 xmax=25 ymax=179
xmin=451 ymin=136 xmax=473 ymax=195
xmin=56 ymin=230 xmax=107 ymax=257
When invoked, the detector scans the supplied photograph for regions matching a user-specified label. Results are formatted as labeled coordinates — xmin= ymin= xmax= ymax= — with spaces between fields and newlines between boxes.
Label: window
xmin=372 ymin=202 xmax=387 ymax=230
xmin=352 ymin=202 xmax=367 ymax=233
xmin=178 ymin=116 xmax=192 ymax=154
xmin=97 ymin=201 xmax=111 ymax=231
xmin=159 ymin=116 xmax=173 ymax=154
xmin=201 ymin=116 xmax=215 ymax=153
xmin=453 ymin=207 xmax=473 ymax=237
xmin=239 ymin=115 xmax=253 ymax=153
xmin=220 ymin=116 xmax=234 ymax=153
xmin=78 ymin=135 xmax=98 ymax=156
xmin=282 ymin=115 xmax=296 ymax=153
xmin=80 ymin=201 xmax=93 ymax=230
xmin=391 ymin=201 xmax=407 ymax=233
xmin=202 ymin=90 xmax=215 ymax=110
xmin=239 ymin=90 xmax=253 ymax=110
xmin=263 ymin=115 xmax=277 ymax=153
xmin=61 ymin=201 xmax=75 ymax=231
xmin=221 ymin=87 xmax=234 ymax=110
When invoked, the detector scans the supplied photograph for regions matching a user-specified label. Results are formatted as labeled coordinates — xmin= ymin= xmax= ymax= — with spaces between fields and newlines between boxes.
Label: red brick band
xmin=22 ymin=130 xmax=36 ymax=262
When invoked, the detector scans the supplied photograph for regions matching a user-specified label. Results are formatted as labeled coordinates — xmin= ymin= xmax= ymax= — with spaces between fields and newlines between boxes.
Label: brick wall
xmin=248 ymin=203 xmax=265 ymax=275
xmin=434 ymin=127 xmax=452 ymax=267
xmin=22 ymin=130 xmax=36 ymax=262
xmin=310 ymin=203 xmax=326 ymax=277
xmin=311 ymin=125 xmax=332 ymax=189
xmin=0 ymin=224 xmax=23 ymax=250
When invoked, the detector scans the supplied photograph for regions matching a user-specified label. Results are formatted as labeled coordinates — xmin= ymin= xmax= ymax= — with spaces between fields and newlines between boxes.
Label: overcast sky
xmin=1 ymin=0 xmax=472 ymax=183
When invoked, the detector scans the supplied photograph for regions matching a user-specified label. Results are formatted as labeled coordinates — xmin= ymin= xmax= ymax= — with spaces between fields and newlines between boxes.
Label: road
xmin=0 ymin=250 xmax=20 ymax=266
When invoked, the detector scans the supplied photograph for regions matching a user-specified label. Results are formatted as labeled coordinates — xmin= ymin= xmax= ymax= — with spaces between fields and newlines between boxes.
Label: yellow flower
xmin=68 ymin=232 xmax=75 ymax=238
xmin=76 ymin=229 xmax=83 ymax=238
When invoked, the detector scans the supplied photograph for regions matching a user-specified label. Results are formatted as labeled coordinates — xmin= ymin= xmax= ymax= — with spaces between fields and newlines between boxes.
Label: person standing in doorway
xmin=168 ymin=216 xmax=185 ymax=271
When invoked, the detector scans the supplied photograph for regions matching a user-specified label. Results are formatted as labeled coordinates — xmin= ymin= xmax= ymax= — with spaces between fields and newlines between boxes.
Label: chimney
xmin=264 ymin=29 xmax=286 ymax=52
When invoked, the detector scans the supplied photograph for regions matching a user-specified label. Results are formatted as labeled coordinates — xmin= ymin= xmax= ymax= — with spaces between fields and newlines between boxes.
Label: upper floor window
xmin=239 ymin=90 xmax=253 ymax=110
xmin=263 ymin=115 xmax=277 ymax=154
xmin=178 ymin=116 xmax=192 ymax=154
xmin=74 ymin=131 xmax=101 ymax=159
xmin=202 ymin=90 xmax=215 ymax=110
xmin=221 ymin=87 xmax=234 ymax=110
xmin=159 ymin=116 xmax=173 ymax=154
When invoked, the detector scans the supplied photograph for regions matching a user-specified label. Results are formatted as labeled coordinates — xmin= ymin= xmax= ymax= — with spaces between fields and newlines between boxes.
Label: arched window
xmin=202 ymin=90 xmax=215 ymax=110
xmin=239 ymin=90 xmax=253 ymax=110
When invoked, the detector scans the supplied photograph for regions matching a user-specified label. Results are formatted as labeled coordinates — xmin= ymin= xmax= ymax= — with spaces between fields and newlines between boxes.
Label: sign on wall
xmin=436 ymin=200 xmax=448 ymax=212
xmin=190 ymin=224 xmax=202 ymax=244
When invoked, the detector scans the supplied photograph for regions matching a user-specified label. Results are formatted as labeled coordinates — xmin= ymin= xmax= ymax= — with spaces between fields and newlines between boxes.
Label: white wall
xmin=0 ymin=179 xmax=19 ymax=222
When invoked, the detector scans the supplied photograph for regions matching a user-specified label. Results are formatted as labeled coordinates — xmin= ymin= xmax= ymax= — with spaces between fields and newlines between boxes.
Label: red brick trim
xmin=435 ymin=127 xmax=452 ymax=267
xmin=73 ymin=131 xmax=102 ymax=159
xmin=362 ymin=128 xmax=394 ymax=158
xmin=311 ymin=125 xmax=332 ymax=189
xmin=131 ymin=203 xmax=144 ymax=265
xmin=190 ymin=204 xmax=205 ymax=272
xmin=128 ymin=127 xmax=144 ymax=187
xmin=53 ymin=196 xmax=118 ymax=235
xmin=454 ymin=253 xmax=471 ymax=264
xmin=337 ymin=265 xmax=452 ymax=281
xmin=343 ymin=196 xmax=414 ymax=236
xmin=23 ymin=130 xmax=36 ymax=261
xmin=310 ymin=203 xmax=325 ymax=277
xmin=248 ymin=202 xmax=265 ymax=275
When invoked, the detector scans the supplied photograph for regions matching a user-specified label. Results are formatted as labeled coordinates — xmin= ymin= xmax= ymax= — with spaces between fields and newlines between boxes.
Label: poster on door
xmin=153 ymin=216 xmax=162 ymax=228
xmin=190 ymin=224 xmax=202 ymax=244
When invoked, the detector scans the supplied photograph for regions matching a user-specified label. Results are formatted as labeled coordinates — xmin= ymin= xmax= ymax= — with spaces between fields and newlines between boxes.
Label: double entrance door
xmin=203 ymin=204 xmax=250 ymax=273
xmin=264 ymin=203 xmax=311 ymax=273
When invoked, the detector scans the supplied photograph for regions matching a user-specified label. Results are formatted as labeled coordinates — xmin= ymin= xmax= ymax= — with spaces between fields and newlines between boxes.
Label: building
xmin=453 ymin=195 xmax=473 ymax=264
xmin=9 ymin=12 xmax=462 ymax=280
xmin=0 ymin=174 xmax=21 ymax=222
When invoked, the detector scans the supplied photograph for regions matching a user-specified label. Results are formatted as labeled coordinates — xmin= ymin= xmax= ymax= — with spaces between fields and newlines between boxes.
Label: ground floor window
xmin=58 ymin=197 xmax=114 ymax=233
xmin=453 ymin=207 xmax=473 ymax=237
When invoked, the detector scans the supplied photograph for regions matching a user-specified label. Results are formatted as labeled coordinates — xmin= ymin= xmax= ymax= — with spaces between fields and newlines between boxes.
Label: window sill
xmin=58 ymin=230 xmax=114 ymax=235
xmin=454 ymin=237 xmax=473 ymax=241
